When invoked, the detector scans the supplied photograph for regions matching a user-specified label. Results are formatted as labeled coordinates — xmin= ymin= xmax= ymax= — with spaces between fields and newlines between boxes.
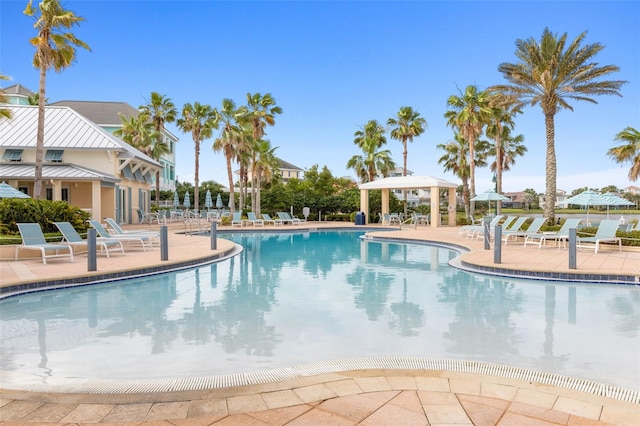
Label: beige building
xmin=0 ymin=104 xmax=161 ymax=224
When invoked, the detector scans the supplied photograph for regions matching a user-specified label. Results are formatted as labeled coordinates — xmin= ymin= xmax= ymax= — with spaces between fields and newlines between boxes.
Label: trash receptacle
xmin=355 ymin=212 xmax=365 ymax=225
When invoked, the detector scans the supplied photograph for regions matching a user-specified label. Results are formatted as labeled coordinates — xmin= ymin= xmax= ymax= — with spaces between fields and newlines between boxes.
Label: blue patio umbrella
xmin=602 ymin=192 xmax=634 ymax=218
xmin=0 ymin=182 xmax=30 ymax=199
xmin=470 ymin=189 xmax=510 ymax=214
xmin=215 ymin=193 xmax=223 ymax=209
xmin=172 ymin=192 xmax=180 ymax=208
xmin=204 ymin=190 xmax=213 ymax=209
xmin=183 ymin=192 xmax=191 ymax=209
xmin=565 ymin=190 xmax=610 ymax=225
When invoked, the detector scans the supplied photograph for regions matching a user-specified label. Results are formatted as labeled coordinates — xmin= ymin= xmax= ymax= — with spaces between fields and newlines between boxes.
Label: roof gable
xmin=51 ymin=100 xmax=140 ymax=126
xmin=1 ymin=84 xmax=35 ymax=97
xmin=0 ymin=105 xmax=159 ymax=166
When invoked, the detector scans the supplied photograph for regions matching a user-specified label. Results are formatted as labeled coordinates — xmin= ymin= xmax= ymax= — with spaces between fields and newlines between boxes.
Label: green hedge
xmin=0 ymin=198 xmax=90 ymax=238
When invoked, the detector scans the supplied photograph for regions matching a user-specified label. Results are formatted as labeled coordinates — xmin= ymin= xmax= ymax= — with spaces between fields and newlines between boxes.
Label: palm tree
xmin=347 ymin=120 xmax=395 ymax=183
xmin=488 ymin=130 xmax=527 ymax=192
xmin=437 ymin=133 xmax=490 ymax=219
xmin=0 ymin=74 xmax=11 ymax=119
xmin=387 ymin=106 xmax=427 ymax=214
xmin=213 ymin=98 xmax=247 ymax=213
xmin=246 ymin=93 xmax=282 ymax=212
xmin=24 ymin=0 xmax=90 ymax=199
xmin=607 ymin=127 xmax=640 ymax=181
xmin=444 ymin=85 xmax=494 ymax=218
xmin=490 ymin=28 xmax=626 ymax=223
xmin=139 ymin=92 xmax=177 ymax=207
xmin=485 ymin=93 xmax=523 ymax=214
xmin=177 ymin=102 xmax=218 ymax=212
xmin=251 ymin=139 xmax=279 ymax=215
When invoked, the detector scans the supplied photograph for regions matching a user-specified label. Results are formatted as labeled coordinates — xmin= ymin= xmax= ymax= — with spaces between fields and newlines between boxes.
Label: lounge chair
xmin=88 ymin=220 xmax=154 ymax=251
xmin=55 ymin=221 xmax=125 ymax=257
xmin=136 ymin=208 xmax=160 ymax=225
xmin=105 ymin=218 xmax=160 ymax=239
xmin=523 ymin=218 xmax=582 ymax=249
xmin=231 ymin=212 xmax=243 ymax=227
xmin=503 ymin=217 xmax=546 ymax=245
xmin=278 ymin=212 xmax=302 ymax=225
xmin=577 ymin=219 xmax=622 ymax=253
xmin=15 ymin=223 xmax=74 ymax=264
xmin=460 ymin=215 xmax=504 ymax=239
xmin=262 ymin=213 xmax=282 ymax=226
xmin=246 ymin=212 xmax=264 ymax=226
xmin=504 ymin=216 xmax=528 ymax=233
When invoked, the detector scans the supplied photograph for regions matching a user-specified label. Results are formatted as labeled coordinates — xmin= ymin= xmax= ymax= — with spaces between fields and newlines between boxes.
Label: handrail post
xmin=568 ymin=228 xmax=577 ymax=269
xmin=483 ymin=217 xmax=491 ymax=250
xmin=211 ymin=222 xmax=217 ymax=250
xmin=160 ymin=225 xmax=168 ymax=261
xmin=87 ymin=228 xmax=97 ymax=272
xmin=494 ymin=225 xmax=502 ymax=263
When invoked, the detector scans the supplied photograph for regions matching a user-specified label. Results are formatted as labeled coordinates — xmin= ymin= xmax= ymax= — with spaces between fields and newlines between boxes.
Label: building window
xmin=2 ymin=149 xmax=23 ymax=161
xmin=45 ymin=149 xmax=64 ymax=162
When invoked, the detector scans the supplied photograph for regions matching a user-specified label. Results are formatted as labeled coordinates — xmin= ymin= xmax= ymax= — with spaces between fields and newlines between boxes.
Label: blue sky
xmin=2 ymin=0 xmax=639 ymax=194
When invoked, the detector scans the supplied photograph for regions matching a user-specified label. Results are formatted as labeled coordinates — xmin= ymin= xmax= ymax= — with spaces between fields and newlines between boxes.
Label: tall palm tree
xmin=246 ymin=93 xmax=282 ymax=212
xmin=139 ymin=92 xmax=177 ymax=207
xmin=347 ymin=120 xmax=395 ymax=183
xmin=213 ymin=98 xmax=247 ymax=213
xmin=444 ymin=85 xmax=494 ymax=218
xmin=24 ymin=0 xmax=90 ymax=199
xmin=251 ymin=139 xmax=279 ymax=215
xmin=177 ymin=102 xmax=218 ymax=212
xmin=488 ymin=130 xmax=527 ymax=187
xmin=607 ymin=127 xmax=640 ymax=181
xmin=490 ymin=27 xmax=626 ymax=223
xmin=387 ymin=106 xmax=427 ymax=214
xmin=0 ymin=74 xmax=11 ymax=119
xmin=437 ymin=133 xmax=490 ymax=219
xmin=485 ymin=93 xmax=522 ymax=214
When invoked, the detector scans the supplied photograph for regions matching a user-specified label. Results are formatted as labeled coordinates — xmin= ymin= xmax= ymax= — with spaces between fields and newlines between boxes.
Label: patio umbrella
xmin=0 ymin=182 xmax=30 ymax=199
xmin=215 ymin=193 xmax=223 ymax=209
xmin=470 ymin=189 xmax=510 ymax=214
xmin=183 ymin=192 xmax=191 ymax=209
xmin=602 ymin=192 xmax=634 ymax=218
xmin=565 ymin=190 xmax=610 ymax=225
xmin=204 ymin=190 xmax=213 ymax=209
xmin=172 ymin=192 xmax=180 ymax=208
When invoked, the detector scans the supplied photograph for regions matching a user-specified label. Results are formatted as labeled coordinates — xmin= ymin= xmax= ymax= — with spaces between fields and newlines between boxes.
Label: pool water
xmin=1 ymin=230 xmax=638 ymax=390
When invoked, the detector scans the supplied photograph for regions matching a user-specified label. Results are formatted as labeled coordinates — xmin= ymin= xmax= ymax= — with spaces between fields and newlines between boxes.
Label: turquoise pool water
xmin=1 ymin=230 xmax=638 ymax=390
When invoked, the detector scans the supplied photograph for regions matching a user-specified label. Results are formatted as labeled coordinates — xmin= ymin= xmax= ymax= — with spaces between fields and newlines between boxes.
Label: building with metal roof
xmin=53 ymin=100 xmax=179 ymax=192
xmin=0 ymin=104 xmax=161 ymax=224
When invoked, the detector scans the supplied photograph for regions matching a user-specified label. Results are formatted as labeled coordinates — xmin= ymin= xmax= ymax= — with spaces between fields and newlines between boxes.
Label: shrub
xmin=0 ymin=199 xmax=90 ymax=236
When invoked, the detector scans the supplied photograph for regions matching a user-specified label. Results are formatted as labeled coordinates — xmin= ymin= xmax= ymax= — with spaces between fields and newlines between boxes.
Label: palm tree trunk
xmin=194 ymin=140 xmax=200 ymax=212
xmin=469 ymin=136 xmax=476 ymax=218
xmin=402 ymin=140 xmax=408 ymax=215
xmin=496 ymin=134 xmax=503 ymax=215
xmin=34 ymin=66 xmax=47 ymax=199
xmin=462 ymin=178 xmax=470 ymax=221
xmin=155 ymin=170 xmax=161 ymax=207
xmin=226 ymin=155 xmax=235 ymax=213
xmin=238 ymin=164 xmax=245 ymax=211
xmin=544 ymin=112 xmax=557 ymax=225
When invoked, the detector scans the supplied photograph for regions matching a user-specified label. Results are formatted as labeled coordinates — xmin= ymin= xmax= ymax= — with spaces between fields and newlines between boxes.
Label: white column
xmin=430 ymin=186 xmax=439 ymax=228
xmin=91 ymin=181 xmax=101 ymax=220
xmin=360 ymin=189 xmax=370 ymax=224
xmin=448 ymin=188 xmax=457 ymax=226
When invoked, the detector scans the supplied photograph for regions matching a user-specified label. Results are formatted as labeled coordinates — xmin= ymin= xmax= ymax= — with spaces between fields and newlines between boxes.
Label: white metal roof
xmin=359 ymin=175 xmax=458 ymax=190
xmin=0 ymin=105 xmax=160 ymax=166
xmin=0 ymin=163 xmax=120 ymax=182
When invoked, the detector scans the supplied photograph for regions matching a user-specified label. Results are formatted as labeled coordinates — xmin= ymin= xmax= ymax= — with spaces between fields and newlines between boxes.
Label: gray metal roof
xmin=277 ymin=157 xmax=303 ymax=171
xmin=1 ymin=84 xmax=35 ymax=97
xmin=0 ymin=163 xmax=120 ymax=182
xmin=359 ymin=175 xmax=458 ymax=190
xmin=51 ymin=100 xmax=139 ymax=126
xmin=0 ymin=105 xmax=160 ymax=166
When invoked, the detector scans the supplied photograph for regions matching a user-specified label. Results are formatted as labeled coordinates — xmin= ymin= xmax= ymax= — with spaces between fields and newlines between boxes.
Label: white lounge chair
xmin=577 ymin=219 xmax=622 ymax=253
xmin=88 ymin=220 xmax=154 ymax=251
xmin=15 ymin=223 xmax=74 ymax=264
xmin=55 ymin=221 xmax=124 ymax=257
xmin=246 ymin=212 xmax=264 ymax=226
xmin=503 ymin=217 xmax=546 ymax=245
xmin=524 ymin=218 xmax=582 ymax=249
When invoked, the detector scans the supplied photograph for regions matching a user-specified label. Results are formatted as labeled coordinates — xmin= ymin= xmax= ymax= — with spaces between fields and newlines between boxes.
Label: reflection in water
xmin=0 ymin=230 xmax=638 ymax=390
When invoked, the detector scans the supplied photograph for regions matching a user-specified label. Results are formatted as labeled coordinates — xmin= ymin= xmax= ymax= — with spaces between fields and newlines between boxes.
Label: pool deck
xmin=1 ymin=222 xmax=639 ymax=425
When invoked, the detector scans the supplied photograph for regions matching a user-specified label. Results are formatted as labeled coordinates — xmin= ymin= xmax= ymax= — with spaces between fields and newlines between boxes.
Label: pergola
xmin=359 ymin=175 xmax=458 ymax=227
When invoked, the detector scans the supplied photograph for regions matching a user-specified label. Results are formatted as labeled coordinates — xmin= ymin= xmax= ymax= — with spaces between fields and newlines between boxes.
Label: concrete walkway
xmin=1 ymin=222 xmax=639 ymax=425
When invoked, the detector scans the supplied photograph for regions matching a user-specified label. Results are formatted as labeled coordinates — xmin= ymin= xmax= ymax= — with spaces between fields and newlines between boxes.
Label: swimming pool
xmin=1 ymin=230 xmax=638 ymax=391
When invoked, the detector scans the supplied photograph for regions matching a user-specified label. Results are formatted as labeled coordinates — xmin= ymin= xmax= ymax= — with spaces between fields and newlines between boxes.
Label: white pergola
xmin=359 ymin=175 xmax=458 ymax=227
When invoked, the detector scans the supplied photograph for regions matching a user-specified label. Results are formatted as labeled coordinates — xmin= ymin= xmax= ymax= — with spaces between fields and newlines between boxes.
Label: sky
xmin=1 ymin=0 xmax=639 ymax=195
